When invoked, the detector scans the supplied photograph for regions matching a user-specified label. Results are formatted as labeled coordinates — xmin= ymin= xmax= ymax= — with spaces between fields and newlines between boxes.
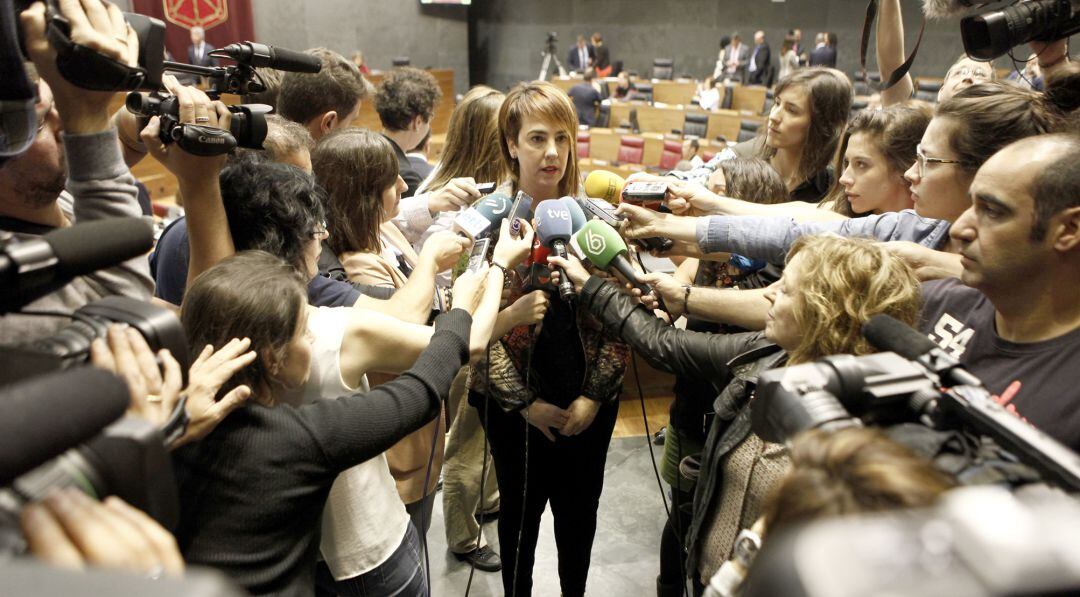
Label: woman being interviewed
xmin=549 ymin=234 xmax=922 ymax=593
xmin=469 ymin=81 xmax=630 ymax=597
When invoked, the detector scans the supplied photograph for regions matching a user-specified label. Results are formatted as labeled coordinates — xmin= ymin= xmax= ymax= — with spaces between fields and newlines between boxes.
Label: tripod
xmin=538 ymin=38 xmax=567 ymax=81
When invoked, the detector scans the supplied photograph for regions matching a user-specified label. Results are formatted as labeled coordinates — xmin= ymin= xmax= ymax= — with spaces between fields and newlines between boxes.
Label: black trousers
xmin=474 ymin=391 xmax=619 ymax=597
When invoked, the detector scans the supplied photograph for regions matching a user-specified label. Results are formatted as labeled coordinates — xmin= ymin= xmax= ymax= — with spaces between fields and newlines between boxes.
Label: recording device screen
xmin=622 ymin=181 xmax=667 ymax=211
xmin=466 ymin=237 xmax=491 ymax=273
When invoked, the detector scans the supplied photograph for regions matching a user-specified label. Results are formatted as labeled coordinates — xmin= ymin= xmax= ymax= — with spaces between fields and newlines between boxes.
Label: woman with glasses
xmin=624 ymin=81 xmax=1065 ymax=267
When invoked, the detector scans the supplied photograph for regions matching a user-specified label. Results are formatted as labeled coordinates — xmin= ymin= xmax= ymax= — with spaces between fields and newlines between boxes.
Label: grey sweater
xmin=0 ymin=128 xmax=154 ymax=344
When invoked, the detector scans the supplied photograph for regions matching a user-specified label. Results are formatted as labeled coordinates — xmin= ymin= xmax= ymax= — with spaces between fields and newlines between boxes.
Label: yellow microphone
xmin=584 ymin=170 xmax=625 ymax=204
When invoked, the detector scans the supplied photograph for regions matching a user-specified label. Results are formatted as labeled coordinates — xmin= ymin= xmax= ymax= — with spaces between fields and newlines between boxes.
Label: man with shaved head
xmin=919 ymin=134 xmax=1080 ymax=450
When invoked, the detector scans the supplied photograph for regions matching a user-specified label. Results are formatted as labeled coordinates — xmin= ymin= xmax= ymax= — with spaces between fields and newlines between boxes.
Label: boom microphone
xmin=452 ymin=193 xmax=512 ymax=241
xmin=0 ymin=368 xmax=129 ymax=485
xmin=534 ymin=199 xmax=577 ymax=302
xmin=862 ymin=314 xmax=983 ymax=388
xmin=0 ymin=218 xmax=154 ymax=314
xmin=921 ymin=0 xmax=979 ymax=20
xmin=573 ymin=220 xmax=651 ymax=296
xmin=216 ymin=42 xmax=323 ymax=73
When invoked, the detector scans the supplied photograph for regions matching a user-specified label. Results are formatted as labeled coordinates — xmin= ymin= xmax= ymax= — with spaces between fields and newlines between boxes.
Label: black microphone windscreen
xmin=862 ymin=314 xmax=937 ymax=361
xmin=268 ymin=45 xmax=323 ymax=73
xmin=0 ymin=368 xmax=130 ymax=485
xmin=45 ymin=218 xmax=154 ymax=278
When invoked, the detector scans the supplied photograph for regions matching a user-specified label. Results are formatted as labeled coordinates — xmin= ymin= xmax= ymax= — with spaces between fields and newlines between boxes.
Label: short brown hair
xmin=278 ymin=48 xmax=368 ymax=126
xmin=499 ymin=81 xmax=581 ymax=198
xmin=311 ymin=128 xmax=399 ymax=255
xmin=785 ymin=235 xmax=921 ymax=364
xmin=426 ymin=85 xmax=507 ymax=192
xmin=935 ymin=80 xmax=1064 ymax=174
xmin=761 ymin=428 xmax=955 ymax=537
xmin=374 ymin=67 xmax=442 ymax=131
xmin=716 ymin=158 xmax=787 ymax=204
xmin=763 ymin=68 xmax=854 ymax=183
xmin=182 ymin=251 xmax=307 ymax=406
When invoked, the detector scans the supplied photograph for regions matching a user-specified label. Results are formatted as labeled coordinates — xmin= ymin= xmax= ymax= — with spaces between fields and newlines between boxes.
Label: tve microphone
xmin=0 ymin=368 xmax=129 ymax=485
xmin=562 ymin=197 xmax=587 ymax=232
xmin=862 ymin=314 xmax=983 ymax=388
xmin=584 ymin=170 xmax=626 ymax=204
xmin=452 ymin=193 xmax=512 ymax=241
xmin=534 ymin=199 xmax=577 ymax=302
xmin=0 ymin=217 xmax=154 ymax=314
xmin=574 ymin=220 xmax=651 ymax=295
xmin=216 ymin=42 xmax=323 ymax=73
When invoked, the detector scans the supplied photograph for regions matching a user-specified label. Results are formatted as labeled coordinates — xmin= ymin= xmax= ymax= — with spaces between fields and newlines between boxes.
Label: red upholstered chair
xmin=577 ymin=131 xmax=590 ymax=159
xmin=617 ymin=136 xmax=645 ymax=165
xmin=660 ymin=140 xmax=682 ymax=170
xmin=702 ymin=151 xmax=716 ymax=162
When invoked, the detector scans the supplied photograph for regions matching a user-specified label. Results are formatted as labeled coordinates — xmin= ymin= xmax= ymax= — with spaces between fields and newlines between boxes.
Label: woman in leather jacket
xmin=550 ymin=234 xmax=922 ymax=593
xmin=467 ymin=81 xmax=630 ymax=597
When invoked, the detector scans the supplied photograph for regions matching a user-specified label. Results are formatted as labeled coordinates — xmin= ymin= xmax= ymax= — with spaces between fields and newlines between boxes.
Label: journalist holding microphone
xmin=549 ymin=234 xmax=922 ymax=592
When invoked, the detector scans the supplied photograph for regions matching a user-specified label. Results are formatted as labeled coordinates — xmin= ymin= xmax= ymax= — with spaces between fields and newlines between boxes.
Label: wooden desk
xmin=582 ymin=128 xmax=671 ymax=168
xmin=730 ymin=84 xmax=767 ymax=114
xmin=551 ymin=76 xmax=584 ymax=94
xmin=652 ymin=80 xmax=697 ymax=105
xmin=608 ymin=102 xmax=686 ymax=135
xmin=706 ymin=110 xmax=744 ymax=143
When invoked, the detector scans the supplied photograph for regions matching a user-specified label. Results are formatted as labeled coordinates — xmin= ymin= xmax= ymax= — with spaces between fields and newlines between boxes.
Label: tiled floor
xmin=424 ymin=434 xmax=676 ymax=596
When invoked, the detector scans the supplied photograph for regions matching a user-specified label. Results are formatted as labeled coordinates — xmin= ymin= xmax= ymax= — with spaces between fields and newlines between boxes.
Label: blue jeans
xmin=315 ymin=521 xmax=427 ymax=597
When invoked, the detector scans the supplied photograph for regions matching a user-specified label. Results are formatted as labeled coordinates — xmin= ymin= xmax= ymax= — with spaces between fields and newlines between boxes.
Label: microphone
xmin=921 ymin=0 xmax=979 ymax=20
xmin=216 ymin=42 xmax=323 ymax=73
xmin=0 ymin=368 xmax=130 ymax=485
xmin=862 ymin=314 xmax=983 ymax=388
xmin=562 ymin=197 xmax=587 ymax=232
xmin=573 ymin=220 xmax=651 ymax=296
xmin=452 ymin=193 xmax=512 ymax=241
xmin=584 ymin=170 xmax=626 ymax=204
xmin=534 ymin=199 xmax=577 ymax=302
xmin=0 ymin=218 xmax=154 ymax=314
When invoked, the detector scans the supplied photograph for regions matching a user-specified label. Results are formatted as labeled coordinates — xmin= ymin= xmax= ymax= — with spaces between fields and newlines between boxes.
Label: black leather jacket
xmin=577 ymin=276 xmax=787 ymax=576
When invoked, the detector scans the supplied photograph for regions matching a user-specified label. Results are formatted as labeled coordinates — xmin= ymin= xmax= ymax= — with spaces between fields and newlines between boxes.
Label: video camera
xmin=961 ymin=0 xmax=1080 ymax=61
xmin=750 ymin=315 xmax=1080 ymax=492
xmin=125 ymin=92 xmax=271 ymax=155
xmin=0 ymin=369 xmax=180 ymax=557
xmin=740 ymin=485 xmax=1080 ymax=597
xmin=124 ymin=41 xmax=321 ymax=156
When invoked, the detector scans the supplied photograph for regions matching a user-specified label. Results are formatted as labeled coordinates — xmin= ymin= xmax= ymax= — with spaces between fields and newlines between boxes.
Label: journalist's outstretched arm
xmin=577 ymin=276 xmax=766 ymax=385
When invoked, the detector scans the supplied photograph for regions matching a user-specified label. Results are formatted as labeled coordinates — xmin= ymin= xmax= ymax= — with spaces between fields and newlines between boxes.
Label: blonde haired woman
xmin=550 ymin=234 xmax=922 ymax=592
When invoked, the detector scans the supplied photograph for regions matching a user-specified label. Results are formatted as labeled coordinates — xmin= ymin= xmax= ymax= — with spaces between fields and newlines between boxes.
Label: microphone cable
xmin=419 ymin=404 xmax=441 ymax=597
xmin=631 ymin=352 xmax=690 ymax=597
xmin=463 ymin=342 xmax=494 ymax=597
xmin=510 ymin=322 xmax=539 ymax=597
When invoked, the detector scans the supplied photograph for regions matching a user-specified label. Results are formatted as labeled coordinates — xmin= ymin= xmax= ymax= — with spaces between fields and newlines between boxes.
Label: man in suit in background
xmin=567 ymin=35 xmax=595 ymax=74
xmin=809 ymin=31 xmax=837 ymax=67
xmin=747 ymin=30 xmax=771 ymax=85
xmin=187 ymin=26 xmax=217 ymax=68
xmin=722 ymin=32 xmax=751 ymax=83
xmin=568 ymin=69 xmax=603 ymax=126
